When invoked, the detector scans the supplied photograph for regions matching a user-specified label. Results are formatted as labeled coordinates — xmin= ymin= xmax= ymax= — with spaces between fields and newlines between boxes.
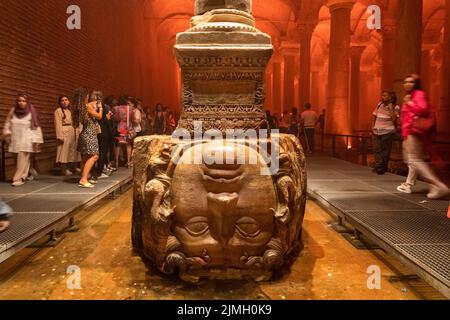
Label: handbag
xmin=412 ymin=110 xmax=436 ymax=136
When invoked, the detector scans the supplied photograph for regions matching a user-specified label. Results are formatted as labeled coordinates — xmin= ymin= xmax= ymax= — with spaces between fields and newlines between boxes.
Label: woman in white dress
xmin=55 ymin=96 xmax=81 ymax=176
xmin=3 ymin=94 xmax=44 ymax=187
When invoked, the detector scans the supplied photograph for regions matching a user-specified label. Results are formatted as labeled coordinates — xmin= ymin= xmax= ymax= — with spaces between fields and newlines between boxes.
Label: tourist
xmin=289 ymin=108 xmax=300 ymax=138
xmin=54 ymin=95 xmax=81 ymax=176
xmin=271 ymin=113 xmax=280 ymax=129
xmin=95 ymin=95 xmax=113 ymax=179
xmin=2 ymin=94 xmax=44 ymax=187
xmin=153 ymin=103 xmax=166 ymax=135
xmin=266 ymin=110 xmax=277 ymax=130
xmin=167 ymin=111 xmax=176 ymax=134
xmin=372 ymin=91 xmax=399 ymax=175
xmin=73 ymin=88 xmax=103 ymax=188
xmin=318 ymin=109 xmax=326 ymax=133
xmin=279 ymin=111 xmax=290 ymax=134
xmin=129 ymin=97 xmax=144 ymax=138
xmin=301 ymin=103 xmax=318 ymax=154
xmin=113 ymin=95 xmax=133 ymax=168
xmin=0 ymin=199 xmax=12 ymax=233
xmin=105 ymin=97 xmax=119 ymax=172
xmin=396 ymin=74 xmax=449 ymax=199
xmin=136 ymin=99 xmax=149 ymax=135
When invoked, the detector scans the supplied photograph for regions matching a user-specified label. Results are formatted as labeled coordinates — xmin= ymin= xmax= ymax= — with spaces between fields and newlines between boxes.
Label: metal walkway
xmin=0 ymin=169 xmax=132 ymax=264
xmin=306 ymin=155 xmax=450 ymax=298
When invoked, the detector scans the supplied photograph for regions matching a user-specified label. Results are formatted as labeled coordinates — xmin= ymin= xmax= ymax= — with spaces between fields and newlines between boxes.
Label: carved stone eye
xmin=236 ymin=217 xmax=261 ymax=238
xmin=185 ymin=217 xmax=209 ymax=237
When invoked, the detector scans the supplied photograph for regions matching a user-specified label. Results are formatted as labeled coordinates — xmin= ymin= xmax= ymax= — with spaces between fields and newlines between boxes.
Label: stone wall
xmin=0 ymin=0 xmax=148 ymax=177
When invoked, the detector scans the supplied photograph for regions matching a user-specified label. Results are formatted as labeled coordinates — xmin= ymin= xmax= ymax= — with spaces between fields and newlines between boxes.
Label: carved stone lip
xmin=200 ymin=164 xmax=245 ymax=184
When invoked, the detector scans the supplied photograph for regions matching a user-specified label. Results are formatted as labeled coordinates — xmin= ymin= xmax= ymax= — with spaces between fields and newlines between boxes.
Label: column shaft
xmin=326 ymin=1 xmax=354 ymax=134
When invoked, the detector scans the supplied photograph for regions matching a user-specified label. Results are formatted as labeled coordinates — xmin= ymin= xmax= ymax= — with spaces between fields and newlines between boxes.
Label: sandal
xmin=88 ymin=178 xmax=98 ymax=185
xmin=78 ymin=182 xmax=95 ymax=189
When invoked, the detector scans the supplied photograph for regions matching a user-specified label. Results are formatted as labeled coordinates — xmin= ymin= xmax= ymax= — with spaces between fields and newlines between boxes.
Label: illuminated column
xmin=421 ymin=49 xmax=431 ymax=94
xmin=350 ymin=46 xmax=366 ymax=132
xmin=393 ymin=0 xmax=423 ymax=100
xmin=272 ymin=60 xmax=283 ymax=114
xmin=311 ymin=68 xmax=320 ymax=111
xmin=381 ymin=18 xmax=396 ymax=90
xmin=282 ymin=45 xmax=298 ymax=111
xmin=298 ymin=23 xmax=316 ymax=109
xmin=326 ymin=0 xmax=355 ymax=134
xmin=443 ymin=0 xmax=450 ymax=134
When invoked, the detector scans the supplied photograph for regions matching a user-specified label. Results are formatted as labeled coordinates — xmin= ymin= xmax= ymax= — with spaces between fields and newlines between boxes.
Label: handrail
xmin=1 ymin=141 xmax=5 ymax=182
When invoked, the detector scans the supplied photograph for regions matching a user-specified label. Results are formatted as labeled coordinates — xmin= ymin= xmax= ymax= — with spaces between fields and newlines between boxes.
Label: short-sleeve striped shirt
xmin=373 ymin=103 xmax=398 ymax=135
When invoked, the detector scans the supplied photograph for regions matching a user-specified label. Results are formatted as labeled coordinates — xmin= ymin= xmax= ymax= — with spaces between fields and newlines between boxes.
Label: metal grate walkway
xmin=306 ymin=155 xmax=450 ymax=298
xmin=0 ymin=169 xmax=132 ymax=264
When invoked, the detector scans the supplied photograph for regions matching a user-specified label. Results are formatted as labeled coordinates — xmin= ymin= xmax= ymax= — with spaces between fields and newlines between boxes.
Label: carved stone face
xmin=170 ymin=142 xmax=277 ymax=269
xmin=195 ymin=0 xmax=252 ymax=15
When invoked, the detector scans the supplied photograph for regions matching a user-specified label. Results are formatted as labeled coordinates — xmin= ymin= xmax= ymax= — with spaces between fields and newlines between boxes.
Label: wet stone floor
xmin=0 ymin=190 xmax=445 ymax=300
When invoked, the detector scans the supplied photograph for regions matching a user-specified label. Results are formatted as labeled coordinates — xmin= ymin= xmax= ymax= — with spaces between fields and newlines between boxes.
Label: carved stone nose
xmin=207 ymin=192 xmax=239 ymax=245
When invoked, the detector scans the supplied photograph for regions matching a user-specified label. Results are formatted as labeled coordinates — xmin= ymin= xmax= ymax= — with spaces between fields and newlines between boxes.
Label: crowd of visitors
xmin=1 ymin=90 xmax=178 ymax=190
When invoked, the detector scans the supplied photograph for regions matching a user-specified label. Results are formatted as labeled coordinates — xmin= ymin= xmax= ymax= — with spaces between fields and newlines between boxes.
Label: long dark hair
xmin=406 ymin=74 xmax=422 ymax=91
xmin=72 ymin=87 xmax=89 ymax=128
xmin=389 ymin=91 xmax=398 ymax=106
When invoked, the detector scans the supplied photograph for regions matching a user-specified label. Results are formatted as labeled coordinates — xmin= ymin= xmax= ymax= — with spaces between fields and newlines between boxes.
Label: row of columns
xmin=267 ymin=0 xmax=450 ymax=134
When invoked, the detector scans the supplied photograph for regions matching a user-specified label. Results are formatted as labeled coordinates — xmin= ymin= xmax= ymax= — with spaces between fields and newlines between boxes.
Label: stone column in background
xmin=298 ymin=23 xmax=316 ymax=109
xmin=326 ymin=0 xmax=355 ymax=134
xmin=282 ymin=46 xmax=298 ymax=112
xmin=272 ymin=60 xmax=283 ymax=114
xmin=442 ymin=0 xmax=450 ymax=134
xmin=393 ymin=0 xmax=423 ymax=101
xmin=350 ymin=46 xmax=366 ymax=133
xmin=381 ymin=18 xmax=396 ymax=90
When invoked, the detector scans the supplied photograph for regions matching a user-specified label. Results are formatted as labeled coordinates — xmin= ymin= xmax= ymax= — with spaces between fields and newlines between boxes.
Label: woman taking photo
xmin=396 ymin=74 xmax=449 ymax=199
xmin=55 ymin=95 xmax=81 ymax=176
xmin=3 ymin=94 xmax=44 ymax=187
xmin=73 ymin=88 xmax=103 ymax=188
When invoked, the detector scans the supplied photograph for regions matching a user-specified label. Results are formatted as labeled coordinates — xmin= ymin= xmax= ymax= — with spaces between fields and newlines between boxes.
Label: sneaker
xmin=88 ymin=178 xmax=98 ymax=185
xmin=397 ymin=183 xmax=412 ymax=194
xmin=427 ymin=186 xmax=450 ymax=200
xmin=97 ymin=173 xmax=109 ymax=179
xmin=64 ymin=169 xmax=73 ymax=176
xmin=74 ymin=168 xmax=82 ymax=174
xmin=11 ymin=179 xmax=25 ymax=187
xmin=29 ymin=168 xmax=39 ymax=177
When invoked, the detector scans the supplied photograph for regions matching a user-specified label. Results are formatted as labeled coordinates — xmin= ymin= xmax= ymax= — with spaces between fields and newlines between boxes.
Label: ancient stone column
xmin=272 ymin=60 xmax=283 ymax=114
xmin=326 ymin=0 xmax=355 ymax=134
xmin=311 ymin=69 xmax=320 ymax=110
xmin=421 ymin=49 xmax=431 ymax=94
xmin=393 ymin=0 xmax=423 ymax=100
xmin=350 ymin=46 xmax=365 ymax=133
xmin=298 ymin=23 xmax=315 ymax=109
xmin=282 ymin=45 xmax=298 ymax=111
xmin=443 ymin=0 xmax=450 ymax=134
xmin=381 ymin=18 xmax=396 ymax=90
